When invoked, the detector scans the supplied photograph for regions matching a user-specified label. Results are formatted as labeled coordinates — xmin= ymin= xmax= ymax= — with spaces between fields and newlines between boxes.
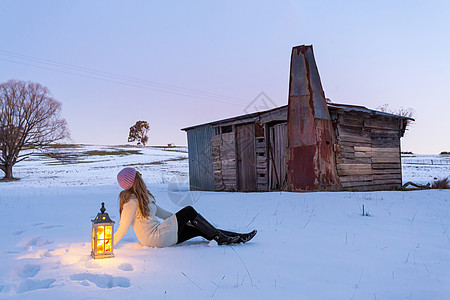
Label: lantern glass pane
xmin=97 ymin=226 xmax=105 ymax=239
xmin=105 ymin=240 xmax=112 ymax=252
xmin=105 ymin=226 xmax=112 ymax=239
xmin=92 ymin=227 xmax=95 ymax=239
xmin=97 ymin=240 xmax=104 ymax=253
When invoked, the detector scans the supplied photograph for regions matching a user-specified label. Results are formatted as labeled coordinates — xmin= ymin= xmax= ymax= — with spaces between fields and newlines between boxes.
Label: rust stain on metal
xmin=286 ymin=45 xmax=341 ymax=191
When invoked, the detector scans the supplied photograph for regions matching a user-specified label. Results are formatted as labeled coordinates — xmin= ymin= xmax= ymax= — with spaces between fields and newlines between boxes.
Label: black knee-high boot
xmin=191 ymin=214 xmax=240 ymax=245
xmin=218 ymin=229 xmax=257 ymax=243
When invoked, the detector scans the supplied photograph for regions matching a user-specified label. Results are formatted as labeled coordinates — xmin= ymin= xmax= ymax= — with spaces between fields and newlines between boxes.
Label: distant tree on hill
xmin=128 ymin=121 xmax=150 ymax=146
xmin=0 ymin=80 xmax=70 ymax=180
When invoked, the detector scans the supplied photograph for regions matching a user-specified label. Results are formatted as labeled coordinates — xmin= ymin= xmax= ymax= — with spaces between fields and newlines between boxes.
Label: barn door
xmin=269 ymin=123 xmax=287 ymax=190
xmin=236 ymin=123 xmax=257 ymax=191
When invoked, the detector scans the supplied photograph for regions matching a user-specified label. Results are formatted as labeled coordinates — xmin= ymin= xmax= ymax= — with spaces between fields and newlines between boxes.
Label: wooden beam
xmin=337 ymin=164 xmax=372 ymax=170
xmin=337 ymin=157 xmax=372 ymax=164
xmin=339 ymin=175 xmax=373 ymax=182
xmin=372 ymin=163 xmax=401 ymax=169
xmin=372 ymin=157 xmax=400 ymax=163
xmin=338 ymin=169 xmax=373 ymax=176
xmin=372 ymin=168 xmax=400 ymax=174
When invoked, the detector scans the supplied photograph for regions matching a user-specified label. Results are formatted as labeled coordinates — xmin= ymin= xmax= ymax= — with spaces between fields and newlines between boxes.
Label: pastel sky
xmin=1 ymin=1 xmax=449 ymax=153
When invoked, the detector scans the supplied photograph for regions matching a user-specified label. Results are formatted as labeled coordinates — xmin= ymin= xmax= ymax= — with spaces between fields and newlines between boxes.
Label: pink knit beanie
xmin=117 ymin=167 xmax=137 ymax=190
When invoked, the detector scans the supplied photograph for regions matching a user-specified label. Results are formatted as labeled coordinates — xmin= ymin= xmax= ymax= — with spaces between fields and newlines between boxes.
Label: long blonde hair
xmin=119 ymin=172 xmax=155 ymax=218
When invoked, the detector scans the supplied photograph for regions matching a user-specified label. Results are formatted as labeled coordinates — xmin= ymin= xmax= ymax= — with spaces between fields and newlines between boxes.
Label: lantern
xmin=91 ymin=202 xmax=115 ymax=259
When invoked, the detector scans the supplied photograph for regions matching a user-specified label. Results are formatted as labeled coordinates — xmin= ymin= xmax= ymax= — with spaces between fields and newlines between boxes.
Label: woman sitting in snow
xmin=113 ymin=167 xmax=256 ymax=248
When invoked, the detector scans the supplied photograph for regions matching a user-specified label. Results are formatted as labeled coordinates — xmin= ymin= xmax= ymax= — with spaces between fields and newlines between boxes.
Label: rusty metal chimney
xmin=286 ymin=45 xmax=341 ymax=191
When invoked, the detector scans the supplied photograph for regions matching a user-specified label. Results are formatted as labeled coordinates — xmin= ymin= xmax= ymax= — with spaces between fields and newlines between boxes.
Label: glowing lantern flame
xmin=91 ymin=202 xmax=115 ymax=259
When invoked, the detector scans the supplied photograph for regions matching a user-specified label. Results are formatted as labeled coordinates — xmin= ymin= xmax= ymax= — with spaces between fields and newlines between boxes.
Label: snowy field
xmin=402 ymin=154 xmax=450 ymax=186
xmin=0 ymin=146 xmax=449 ymax=299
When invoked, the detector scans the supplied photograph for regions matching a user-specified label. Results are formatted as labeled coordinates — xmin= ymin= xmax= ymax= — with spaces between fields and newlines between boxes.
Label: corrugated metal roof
xmin=181 ymin=105 xmax=288 ymax=131
xmin=181 ymin=102 xmax=414 ymax=131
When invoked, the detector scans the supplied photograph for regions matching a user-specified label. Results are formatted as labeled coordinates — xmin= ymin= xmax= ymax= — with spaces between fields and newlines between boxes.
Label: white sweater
xmin=114 ymin=197 xmax=178 ymax=248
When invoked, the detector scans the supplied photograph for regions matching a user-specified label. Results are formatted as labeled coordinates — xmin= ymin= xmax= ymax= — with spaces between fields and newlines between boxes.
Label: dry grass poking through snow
xmin=431 ymin=177 xmax=450 ymax=189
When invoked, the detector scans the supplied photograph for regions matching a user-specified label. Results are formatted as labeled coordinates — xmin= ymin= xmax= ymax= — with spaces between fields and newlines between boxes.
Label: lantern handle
xmin=100 ymin=202 xmax=106 ymax=213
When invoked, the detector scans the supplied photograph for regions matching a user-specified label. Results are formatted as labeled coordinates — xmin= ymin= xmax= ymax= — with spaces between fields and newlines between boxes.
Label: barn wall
xmin=268 ymin=122 xmax=287 ymax=190
xmin=212 ymin=132 xmax=237 ymax=191
xmin=255 ymin=122 xmax=269 ymax=192
xmin=333 ymin=111 xmax=402 ymax=191
xmin=210 ymin=122 xmax=270 ymax=192
xmin=235 ymin=124 xmax=258 ymax=191
xmin=211 ymin=123 xmax=269 ymax=192
xmin=186 ymin=125 xmax=215 ymax=191
xmin=185 ymin=106 xmax=406 ymax=193
xmin=256 ymin=132 xmax=268 ymax=192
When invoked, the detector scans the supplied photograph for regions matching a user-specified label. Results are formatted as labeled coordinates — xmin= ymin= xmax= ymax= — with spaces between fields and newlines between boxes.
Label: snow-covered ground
xmin=0 ymin=146 xmax=449 ymax=299
xmin=402 ymin=154 xmax=450 ymax=185
xmin=3 ymin=145 xmax=189 ymax=188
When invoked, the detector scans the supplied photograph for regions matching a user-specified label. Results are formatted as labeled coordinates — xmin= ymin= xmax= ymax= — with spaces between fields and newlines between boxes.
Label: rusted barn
xmin=181 ymin=45 xmax=413 ymax=192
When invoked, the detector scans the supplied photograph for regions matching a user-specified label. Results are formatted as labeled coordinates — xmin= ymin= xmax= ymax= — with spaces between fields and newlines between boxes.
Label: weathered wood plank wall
xmin=268 ymin=123 xmax=287 ymax=190
xmin=212 ymin=132 xmax=237 ymax=191
xmin=236 ymin=124 xmax=257 ymax=191
xmin=333 ymin=111 xmax=402 ymax=191
xmin=256 ymin=135 xmax=267 ymax=191
xmin=255 ymin=122 xmax=267 ymax=191
xmin=185 ymin=105 xmax=406 ymax=193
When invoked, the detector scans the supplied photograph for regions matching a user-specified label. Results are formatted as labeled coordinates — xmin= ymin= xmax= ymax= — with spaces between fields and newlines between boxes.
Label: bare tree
xmin=0 ymin=80 xmax=70 ymax=180
xmin=128 ymin=121 xmax=150 ymax=146
xmin=377 ymin=104 xmax=415 ymax=128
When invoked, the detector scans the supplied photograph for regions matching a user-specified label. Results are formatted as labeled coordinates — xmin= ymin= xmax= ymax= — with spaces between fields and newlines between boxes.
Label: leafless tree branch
xmin=0 ymin=80 xmax=70 ymax=179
